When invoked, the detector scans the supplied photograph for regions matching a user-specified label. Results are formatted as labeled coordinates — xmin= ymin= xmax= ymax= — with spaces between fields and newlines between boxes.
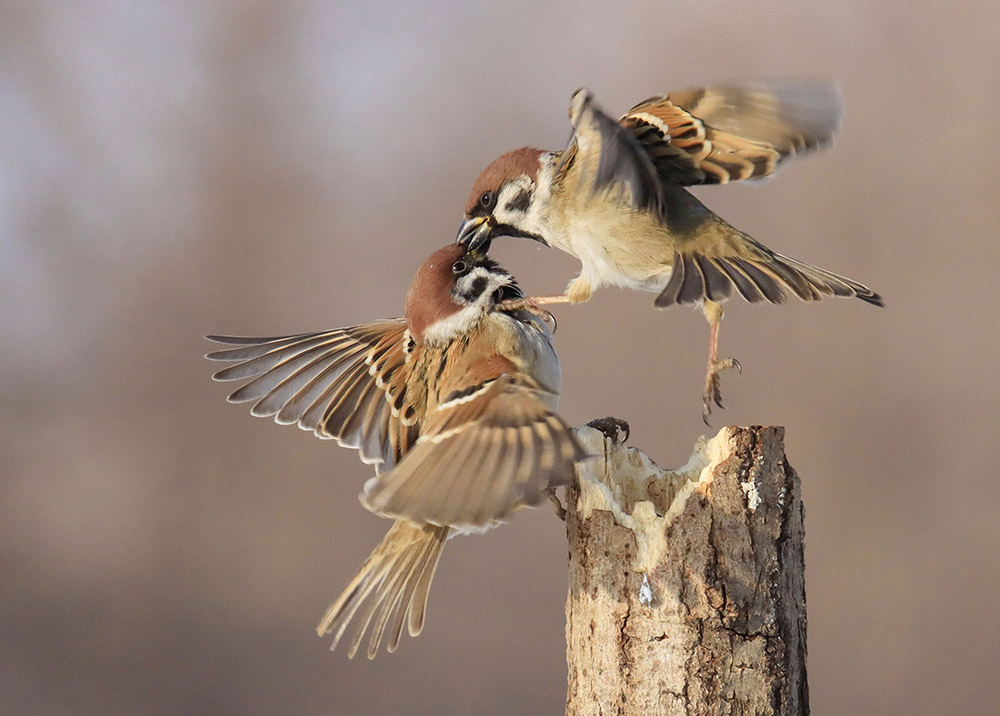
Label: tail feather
xmin=770 ymin=251 xmax=883 ymax=306
xmin=656 ymin=242 xmax=883 ymax=309
xmin=317 ymin=519 xmax=449 ymax=659
xmin=407 ymin=529 xmax=446 ymax=638
xmin=384 ymin=533 xmax=442 ymax=652
xmin=345 ymin=539 xmax=419 ymax=660
xmin=368 ymin=547 xmax=420 ymax=655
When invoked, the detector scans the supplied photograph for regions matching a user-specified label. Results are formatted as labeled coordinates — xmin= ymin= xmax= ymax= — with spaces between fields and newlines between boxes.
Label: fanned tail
xmin=765 ymin=248 xmax=883 ymax=306
xmin=655 ymin=239 xmax=883 ymax=309
xmin=316 ymin=519 xmax=448 ymax=659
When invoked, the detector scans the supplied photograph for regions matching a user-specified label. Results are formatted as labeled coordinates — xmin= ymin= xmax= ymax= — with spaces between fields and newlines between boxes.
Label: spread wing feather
xmin=361 ymin=374 xmax=589 ymax=530
xmin=621 ymin=81 xmax=842 ymax=185
xmin=561 ymin=89 xmax=667 ymax=220
xmin=206 ymin=320 xmax=416 ymax=470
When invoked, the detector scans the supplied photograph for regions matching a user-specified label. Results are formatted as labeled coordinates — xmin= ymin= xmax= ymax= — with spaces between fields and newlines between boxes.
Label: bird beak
xmin=456 ymin=216 xmax=494 ymax=253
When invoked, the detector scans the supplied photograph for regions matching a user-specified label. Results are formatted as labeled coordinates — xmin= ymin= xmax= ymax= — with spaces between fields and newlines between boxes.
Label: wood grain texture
xmin=565 ymin=425 xmax=807 ymax=716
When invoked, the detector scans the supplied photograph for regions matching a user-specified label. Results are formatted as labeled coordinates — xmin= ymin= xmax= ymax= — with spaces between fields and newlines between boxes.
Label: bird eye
xmin=479 ymin=191 xmax=496 ymax=211
xmin=451 ymin=260 xmax=467 ymax=274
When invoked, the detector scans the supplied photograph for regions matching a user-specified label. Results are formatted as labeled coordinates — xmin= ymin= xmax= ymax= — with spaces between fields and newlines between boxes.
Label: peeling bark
xmin=565 ymin=425 xmax=807 ymax=716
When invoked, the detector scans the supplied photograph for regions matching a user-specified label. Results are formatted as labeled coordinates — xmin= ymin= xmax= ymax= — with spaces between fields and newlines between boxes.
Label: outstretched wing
xmin=621 ymin=81 xmax=842 ymax=185
xmin=206 ymin=320 xmax=419 ymax=470
xmin=559 ymin=88 xmax=667 ymax=220
xmin=361 ymin=373 xmax=588 ymax=530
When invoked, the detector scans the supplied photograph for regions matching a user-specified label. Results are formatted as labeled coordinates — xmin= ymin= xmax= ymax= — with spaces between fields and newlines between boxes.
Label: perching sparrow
xmin=457 ymin=82 xmax=883 ymax=423
xmin=206 ymin=244 xmax=587 ymax=659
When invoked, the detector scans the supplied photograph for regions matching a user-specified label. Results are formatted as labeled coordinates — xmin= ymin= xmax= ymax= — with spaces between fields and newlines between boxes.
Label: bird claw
xmin=702 ymin=357 xmax=741 ymax=426
xmin=586 ymin=416 xmax=630 ymax=444
xmin=496 ymin=298 xmax=557 ymax=332
xmin=542 ymin=309 xmax=557 ymax=333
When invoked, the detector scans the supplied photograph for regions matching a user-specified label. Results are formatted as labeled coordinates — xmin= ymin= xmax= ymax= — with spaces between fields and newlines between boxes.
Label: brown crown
xmin=465 ymin=147 xmax=544 ymax=215
xmin=405 ymin=244 xmax=467 ymax=342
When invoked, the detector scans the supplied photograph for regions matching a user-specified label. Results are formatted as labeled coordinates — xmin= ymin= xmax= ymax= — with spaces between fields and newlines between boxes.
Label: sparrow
xmin=206 ymin=243 xmax=587 ymax=659
xmin=456 ymin=82 xmax=883 ymax=423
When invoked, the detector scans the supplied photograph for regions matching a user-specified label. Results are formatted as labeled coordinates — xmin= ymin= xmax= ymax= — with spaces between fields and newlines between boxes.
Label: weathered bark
xmin=565 ymin=425 xmax=806 ymax=716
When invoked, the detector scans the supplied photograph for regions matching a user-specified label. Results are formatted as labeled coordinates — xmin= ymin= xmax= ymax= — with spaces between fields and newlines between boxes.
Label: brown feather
xmin=267 ymin=343 xmax=371 ymax=420
xmin=210 ymin=245 xmax=584 ymax=659
xmin=406 ymin=527 xmax=447 ymax=637
xmin=465 ymin=147 xmax=544 ymax=214
xmin=316 ymin=520 xmax=448 ymax=659
xmin=362 ymin=374 xmax=584 ymax=529
xmin=207 ymin=321 xmax=413 ymax=469
xmin=655 ymin=239 xmax=883 ymax=309
xmin=404 ymin=244 xmax=466 ymax=343
xmin=677 ymin=253 xmax=706 ymax=304
xmin=385 ymin=530 xmax=437 ymax=652
xmin=622 ymin=82 xmax=842 ymax=186
xmin=695 ymin=255 xmax=733 ymax=302
xmin=711 ymin=257 xmax=766 ymax=303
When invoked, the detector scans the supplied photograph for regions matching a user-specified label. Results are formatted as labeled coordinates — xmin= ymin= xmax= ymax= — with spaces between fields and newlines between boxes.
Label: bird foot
xmin=586 ymin=416 xmax=630 ymax=444
xmin=702 ymin=358 xmax=742 ymax=426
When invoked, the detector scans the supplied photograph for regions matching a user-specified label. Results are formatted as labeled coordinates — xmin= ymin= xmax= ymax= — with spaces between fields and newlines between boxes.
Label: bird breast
xmin=457 ymin=311 xmax=561 ymax=407
xmin=546 ymin=197 xmax=677 ymax=293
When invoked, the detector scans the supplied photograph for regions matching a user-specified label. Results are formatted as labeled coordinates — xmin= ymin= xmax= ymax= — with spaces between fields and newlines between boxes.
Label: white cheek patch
xmin=421 ymin=304 xmax=483 ymax=345
xmin=422 ymin=266 xmax=512 ymax=344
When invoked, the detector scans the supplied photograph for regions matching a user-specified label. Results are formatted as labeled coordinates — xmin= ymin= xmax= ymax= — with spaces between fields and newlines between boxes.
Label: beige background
xmin=2 ymin=1 xmax=998 ymax=714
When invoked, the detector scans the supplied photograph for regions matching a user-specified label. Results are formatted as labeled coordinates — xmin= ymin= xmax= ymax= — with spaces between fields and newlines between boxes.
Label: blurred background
xmin=2 ymin=1 xmax=998 ymax=714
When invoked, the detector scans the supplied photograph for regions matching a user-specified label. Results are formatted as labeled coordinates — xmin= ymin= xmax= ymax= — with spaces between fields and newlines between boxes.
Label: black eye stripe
xmin=458 ymin=274 xmax=491 ymax=303
xmin=505 ymin=190 xmax=530 ymax=213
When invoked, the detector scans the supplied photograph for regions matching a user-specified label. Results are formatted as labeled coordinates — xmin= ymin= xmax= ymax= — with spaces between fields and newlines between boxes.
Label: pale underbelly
xmin=572 ymin=240 xmax=673 ymax=293
xmin=552 ymin=216 xmax=675 ymax=293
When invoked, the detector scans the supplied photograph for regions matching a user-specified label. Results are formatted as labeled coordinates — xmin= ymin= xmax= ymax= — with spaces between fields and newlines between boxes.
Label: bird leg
xmin=702 ymin=300 xmax=741 ymax=425
xmin=527 ymin=274 xmax=593 ymax=305
xmin=525 ymin=294 xmax=572 ymax=305
xmin=498 ymin=277 xmax=592 ymax=333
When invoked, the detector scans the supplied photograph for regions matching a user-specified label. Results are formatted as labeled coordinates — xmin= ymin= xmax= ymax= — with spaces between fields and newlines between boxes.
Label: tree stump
xmin=565 ymin=425 xmax=807 ymax=716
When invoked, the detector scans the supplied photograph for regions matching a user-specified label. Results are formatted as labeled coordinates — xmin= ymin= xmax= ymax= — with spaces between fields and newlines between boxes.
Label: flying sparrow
xmin=456 ymin=82 xmax=883 ymax=423
xmin=206 ymin=244 xmax=587 ymax=659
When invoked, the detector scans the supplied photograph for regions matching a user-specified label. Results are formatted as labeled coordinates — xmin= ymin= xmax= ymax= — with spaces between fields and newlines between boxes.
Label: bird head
xmin=405 ymin=243 xmax=522 ymax=345
xmin=456 ymin=146 xmax=553 ymax=252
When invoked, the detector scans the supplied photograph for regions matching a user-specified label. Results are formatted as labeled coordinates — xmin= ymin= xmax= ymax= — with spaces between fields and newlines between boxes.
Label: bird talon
xmin=497 ymin=298 xmax=556 ymax=331
xmin=542 ymin=309 xmax=557 ymax=333
xmin=702 ymin=357 xmax=740 ymax=423
xmin=702 ymin=391 xmax=722 ymax=424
